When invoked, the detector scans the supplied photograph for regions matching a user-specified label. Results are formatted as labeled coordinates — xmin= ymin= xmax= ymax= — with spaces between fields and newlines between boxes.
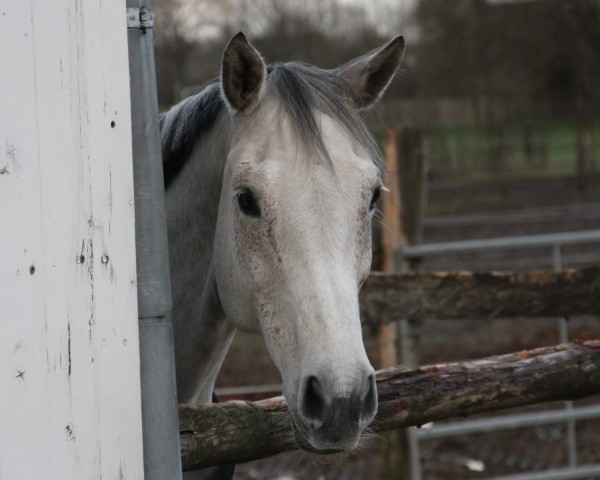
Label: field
xmin=213 ymin=173 xmax=600 ymax=480
xmin=424 ymin=121 xmax=600 ymax=182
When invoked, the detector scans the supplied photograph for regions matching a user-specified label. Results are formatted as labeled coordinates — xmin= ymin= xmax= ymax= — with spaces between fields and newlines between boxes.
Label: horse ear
xmin=336 ymin=36 xmax=405 ymax=109
xmin=221 ymin=32 xmax=267 ymax=113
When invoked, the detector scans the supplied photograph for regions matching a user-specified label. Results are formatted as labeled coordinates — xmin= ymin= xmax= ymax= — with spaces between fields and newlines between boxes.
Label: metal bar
xmin=485 ymin=464 xmax=600 ymax=480
xmin=127 ymin=1 xmax=183 ymax=479
xmin=407 ymin=427 xmax=422 ymax=480
xmin=564 ymin=400 xmax=578 ymax=468
xmin=552 ymin=244 xmax=564 ymax=272
xmin=400 ymin=229 xmax=600 ymax=259
xmin=415 ymin=405 xmax=600 ymax=440
xmin=552 ymin=244 xmax=578 ymax=468
xmin=399 ymin=319 xmax=423 ymax=480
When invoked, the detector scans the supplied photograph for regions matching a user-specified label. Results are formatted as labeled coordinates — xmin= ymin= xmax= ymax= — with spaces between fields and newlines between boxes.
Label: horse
xmin=160 ymin=32 xmax=404 ymax=479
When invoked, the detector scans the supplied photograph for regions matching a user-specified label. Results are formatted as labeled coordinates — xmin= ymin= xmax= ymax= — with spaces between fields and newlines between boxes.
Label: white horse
xmin=161 ymin=33 xmax=404 ymax=477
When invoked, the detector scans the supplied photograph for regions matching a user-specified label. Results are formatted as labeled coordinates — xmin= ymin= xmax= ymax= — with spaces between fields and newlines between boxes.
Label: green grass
xmin=424 ymin=120 xmax=600 ymax=181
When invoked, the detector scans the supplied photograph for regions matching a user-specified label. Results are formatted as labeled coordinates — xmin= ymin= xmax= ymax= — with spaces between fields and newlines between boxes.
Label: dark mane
xmin=160 ymin=83 xmax=224 ymax=189
xmin=159 ymin=63 xmax=383 ymax=189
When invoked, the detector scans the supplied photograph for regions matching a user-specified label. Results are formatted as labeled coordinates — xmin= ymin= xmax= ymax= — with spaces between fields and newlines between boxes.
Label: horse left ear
xmin=221 ymin=32 xmax=267 ymax=114
xmin=336 ymin=36 xmax=405 ymax=110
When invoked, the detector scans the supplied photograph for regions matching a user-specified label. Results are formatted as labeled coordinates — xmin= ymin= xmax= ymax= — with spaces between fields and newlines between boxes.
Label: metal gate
xmin=399 ymin=229 xmax=600 ymax=480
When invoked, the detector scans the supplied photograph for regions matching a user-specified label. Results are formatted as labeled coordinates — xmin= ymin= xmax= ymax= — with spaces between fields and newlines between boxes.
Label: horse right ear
xmin=335 ymin=36 xmax=405 ymax=110
xmin=221 ymin=32 xmax=267 ymax=114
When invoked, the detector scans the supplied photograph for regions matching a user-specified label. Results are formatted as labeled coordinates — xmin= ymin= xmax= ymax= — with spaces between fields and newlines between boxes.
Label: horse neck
xmin=165 ymin=114 xmax=236 ymax=403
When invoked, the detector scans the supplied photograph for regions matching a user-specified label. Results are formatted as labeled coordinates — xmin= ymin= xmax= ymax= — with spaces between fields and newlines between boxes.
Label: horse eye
xmin=369 ymin=186 xmax=381 ymax=211
xmin=237 ymin=188 xmax=261 ymax=217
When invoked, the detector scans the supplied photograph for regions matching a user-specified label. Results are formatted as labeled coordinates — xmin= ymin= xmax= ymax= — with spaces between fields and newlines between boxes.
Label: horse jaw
xmin=213 ymin=111 xmax=379 ymax=452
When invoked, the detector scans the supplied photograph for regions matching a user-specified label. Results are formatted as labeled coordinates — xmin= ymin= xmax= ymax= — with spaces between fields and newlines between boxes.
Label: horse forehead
xmin=318 ymin=113 xmax=380 ymax=178
xmin=319 ymin=113 xmax=364 ymax=156
xmin=232 ymin=110 xmax=377 ymax=181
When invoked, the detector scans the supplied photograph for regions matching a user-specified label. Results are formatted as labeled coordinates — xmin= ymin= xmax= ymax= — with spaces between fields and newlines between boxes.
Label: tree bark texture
xmin=179 ymin=340 xmax=600 ymax=470
xmin=359 ymin=267 xmax=600 ymax=325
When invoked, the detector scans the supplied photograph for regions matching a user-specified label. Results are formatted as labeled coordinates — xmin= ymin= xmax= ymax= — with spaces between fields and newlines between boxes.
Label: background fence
xmin=399 ymin=230 xmax=600 ymax=480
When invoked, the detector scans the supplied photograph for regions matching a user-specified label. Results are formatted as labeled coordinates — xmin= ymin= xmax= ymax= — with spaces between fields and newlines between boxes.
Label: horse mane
xmin=159 ymin=83 xmax=224 ymax=189
xmin=159 ymin=62 xmax=383 ymax=189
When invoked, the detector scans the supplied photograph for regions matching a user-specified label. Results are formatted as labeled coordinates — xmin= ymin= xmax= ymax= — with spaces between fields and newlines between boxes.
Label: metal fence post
xmin=553 ymin=244 xmax=578 ymax=469
xmin=399 ymin=318 xmax=423 ymax=480
xmin=127 ymin=2 xmax=183 ymax=479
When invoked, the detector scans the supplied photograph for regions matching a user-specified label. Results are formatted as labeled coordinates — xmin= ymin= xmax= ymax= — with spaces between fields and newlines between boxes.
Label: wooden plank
xmin=0 ymin=2 xmax=143 ymax=478
xmin=379 ymin=127 xmax=403 ymax=369
xmin=379 ymin=126 xmax=410 ymax=480
xmin=179 ymin=341 xmax=600 ymax=470
xmin=381 ymin=128 xmax=404 ymax=272
xmin=359 ymin=267 xmax=600 ymax=325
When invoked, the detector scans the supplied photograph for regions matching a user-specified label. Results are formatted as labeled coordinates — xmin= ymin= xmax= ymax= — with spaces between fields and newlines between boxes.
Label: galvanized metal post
xmin=127 ymin=2 xmax=183 ymax=479
xmin=399 ymin=319 xmax=423 ymax=480
xmin=552 ymin=244 xmax=578 ymax=469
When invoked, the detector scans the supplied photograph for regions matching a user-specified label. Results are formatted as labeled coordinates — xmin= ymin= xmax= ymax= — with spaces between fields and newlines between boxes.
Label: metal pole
xmin=552 ymin=244 xmax=578 ymax=469
xmin=399 ymin=319 xmax=423 ymax=480
xmin=127 ymin=3 xmax=183 ymax=479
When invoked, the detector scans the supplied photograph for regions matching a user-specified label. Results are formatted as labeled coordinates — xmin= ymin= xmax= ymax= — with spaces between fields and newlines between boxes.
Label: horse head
xmin=213 ymin=33 xmax=404 ymax=452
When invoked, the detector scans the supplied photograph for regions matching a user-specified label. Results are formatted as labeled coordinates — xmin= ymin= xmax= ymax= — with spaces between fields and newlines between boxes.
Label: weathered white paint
xmin=0 ymin=1 xmax=144 ymax=479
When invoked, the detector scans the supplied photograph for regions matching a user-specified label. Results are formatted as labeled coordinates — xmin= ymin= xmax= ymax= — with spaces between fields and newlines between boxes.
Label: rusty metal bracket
xmin=126 ymin=7 xmax=154 ymax=32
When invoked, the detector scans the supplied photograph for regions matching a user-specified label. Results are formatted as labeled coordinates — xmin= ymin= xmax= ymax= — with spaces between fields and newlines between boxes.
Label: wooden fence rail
xmin=179 ymin=340 xmax=600 ymax=470
xmin=359 ymin=267 xmax=600 ymax=324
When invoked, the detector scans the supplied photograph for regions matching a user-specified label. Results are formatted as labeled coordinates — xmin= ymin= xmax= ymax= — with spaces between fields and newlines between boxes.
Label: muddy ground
xmin=215 ymin=174 xmax=600 ymax=480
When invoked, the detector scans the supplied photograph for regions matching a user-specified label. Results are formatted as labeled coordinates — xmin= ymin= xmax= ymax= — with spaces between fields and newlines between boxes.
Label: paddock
xmin=2 ymin=3 xmax=600 ymax=480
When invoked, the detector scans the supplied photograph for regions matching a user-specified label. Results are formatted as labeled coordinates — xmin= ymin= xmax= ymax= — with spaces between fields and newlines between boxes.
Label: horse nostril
xmin=360 ymin=374 xmax=377 ymax=422
xmin=301 ymin=375 xmax=327 ymax=421
xmin=299 ymin=371 xmax=377 ymax=439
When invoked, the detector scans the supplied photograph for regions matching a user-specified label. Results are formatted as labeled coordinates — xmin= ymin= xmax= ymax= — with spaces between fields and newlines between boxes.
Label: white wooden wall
xmin=0 ymin=1 xmax=144 ymax=478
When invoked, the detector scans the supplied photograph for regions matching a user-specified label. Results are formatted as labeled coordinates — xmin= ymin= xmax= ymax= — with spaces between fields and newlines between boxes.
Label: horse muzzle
xmin=290 ymin=370 xmax=378 ymax=452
